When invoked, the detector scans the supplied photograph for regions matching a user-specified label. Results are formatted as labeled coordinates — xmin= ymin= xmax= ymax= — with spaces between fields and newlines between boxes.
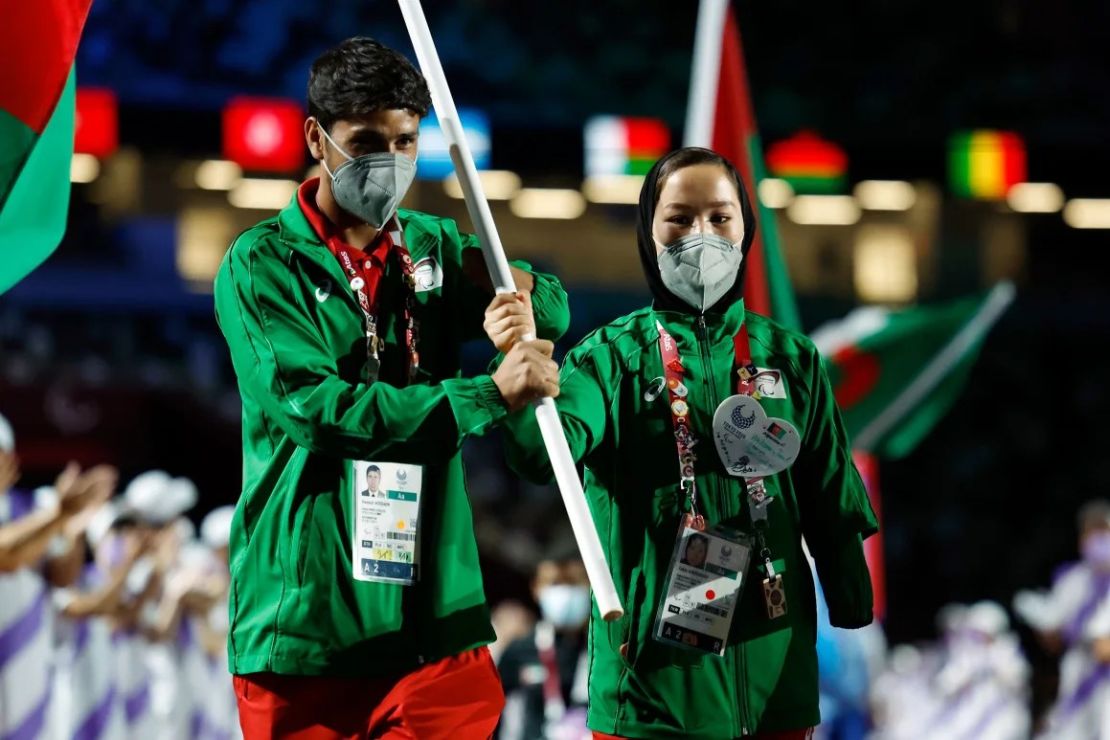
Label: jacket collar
xmin=653 ymin=299 xmax=747 ymax=353
xmin=276 ymin=187 xmax=337 ymax=265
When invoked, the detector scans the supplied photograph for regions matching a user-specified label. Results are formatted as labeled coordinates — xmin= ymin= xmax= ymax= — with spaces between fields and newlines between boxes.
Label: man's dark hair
xmin=366 ymin=465 xmax=381 ymax=476
xmin=308 ymin=37 xmax=432 ymax=130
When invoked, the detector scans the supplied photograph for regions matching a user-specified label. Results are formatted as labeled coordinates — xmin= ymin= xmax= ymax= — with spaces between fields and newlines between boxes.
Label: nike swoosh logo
xmin=315 ymin=281 xmax=332 ymax=302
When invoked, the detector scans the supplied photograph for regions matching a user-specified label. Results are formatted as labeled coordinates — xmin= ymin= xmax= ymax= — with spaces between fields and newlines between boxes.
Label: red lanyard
xmin=656 ymin=318 xmax=760 ymax=529
xmin=534 ymin=623 xmax=565 ymax=716
xmin=329 ymin=222 xmax=420 ymax=383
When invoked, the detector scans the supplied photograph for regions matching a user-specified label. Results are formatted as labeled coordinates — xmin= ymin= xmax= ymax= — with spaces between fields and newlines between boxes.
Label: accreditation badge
xmin=652 ymin=525 xmax=752 ymax=656
xmin=352 ymin=461 xmax=423 ymax=585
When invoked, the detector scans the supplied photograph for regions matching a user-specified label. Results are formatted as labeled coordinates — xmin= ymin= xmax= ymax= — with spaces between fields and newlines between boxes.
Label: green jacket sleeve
xmin=501 ymin=344 xmax=611 ymax=483
xmin=455 ymin=231 xmax=571 ymax=343
xmin=214 ymin=239 xmax=508 ymax=463
xmin=792 ymin=345 xmax=879 ymax=629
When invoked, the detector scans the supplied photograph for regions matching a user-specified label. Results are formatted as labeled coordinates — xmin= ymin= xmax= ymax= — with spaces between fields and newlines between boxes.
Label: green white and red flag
xmin=683 ymin=0 xmax=801 ymax=331
xmin=0 ymin=0 xmax=95 ymax=294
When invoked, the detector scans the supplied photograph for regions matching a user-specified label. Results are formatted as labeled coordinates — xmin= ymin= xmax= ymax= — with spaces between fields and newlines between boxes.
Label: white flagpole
xmin=684 ymin=0 xmax=729 ymax=148
xmin=853 ymin=282 xmax=1016 ymax=452
xmin=398 ymin=0 xmax=623 ymax=621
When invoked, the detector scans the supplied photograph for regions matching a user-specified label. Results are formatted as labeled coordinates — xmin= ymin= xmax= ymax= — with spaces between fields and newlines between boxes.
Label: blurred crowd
xmin=0 ymin=413 xmax=239 ymax=740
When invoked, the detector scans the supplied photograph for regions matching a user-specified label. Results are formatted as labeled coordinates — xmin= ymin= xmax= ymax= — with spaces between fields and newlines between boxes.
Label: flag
xmin=853 ymin=451 xmax=886 ymax=620
xmin=0 ymin=0 xmax=95 ymax=294
xmin=811 ymin=282 xmax=1015 ymax=459
xmin=684 ymin=0 xmax=801 ymax=330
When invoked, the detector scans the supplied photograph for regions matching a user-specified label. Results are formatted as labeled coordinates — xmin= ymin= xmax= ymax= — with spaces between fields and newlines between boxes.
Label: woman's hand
xmin=483 ymin=291 xmax=536 ymax=354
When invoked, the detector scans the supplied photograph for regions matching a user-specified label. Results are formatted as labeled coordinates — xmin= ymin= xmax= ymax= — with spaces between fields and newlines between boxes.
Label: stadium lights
xmin=757 ymin=178 xmax=794 ymax=209
xmin=854 ymin=180 xmax=917 ymax=211
xmin=853 ymin=224 xmax=918 ymax=303
xmin=787 ymin=195 xmax=861 ymax=225
xmin=582 ymin=174 xmax=644 ymax=205
xmin=196 ymin=160 xmax=244 ymax=191
xmin=509 ymin=188 xmax=587 ymax=220
xmin=442 ymin=170 xmax=522 ymax=201
xmin=70 ymin=153 xmax=100 ymax=183
xmin=1006 ymin=182 xmax=1064 ymax=213
xmin=228 ymin=178 xmax=299 ymax=210
xmin=1063 ymin=199 xmax=1110 ymax=229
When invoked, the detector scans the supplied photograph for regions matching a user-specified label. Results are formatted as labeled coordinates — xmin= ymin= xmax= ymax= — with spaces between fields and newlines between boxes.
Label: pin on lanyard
xmin=656 ymin=321 xmax=704 ymax=531
xmin=733 ymin=324 xmax=776 ymax=574
xmin=330 ymin=221 xmax=420 ymax=383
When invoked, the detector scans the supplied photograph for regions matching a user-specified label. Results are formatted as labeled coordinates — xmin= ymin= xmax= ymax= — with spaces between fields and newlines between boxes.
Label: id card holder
xmin=652 ymin=524 xmax=752 ymax=656
xmin=351 ymin=461 xmax=423 ymax=585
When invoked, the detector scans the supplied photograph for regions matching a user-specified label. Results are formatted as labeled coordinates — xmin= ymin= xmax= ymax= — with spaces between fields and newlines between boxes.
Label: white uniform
xmin=1032 ymin=563 xmax=1110 ymax=739
xmin=0 ymin=490 xmax=54 ymax=740
xmin=191 ymin=603 xmax=241 ymax=740
xmin=50 ymin=568 xmax=128 ymax=740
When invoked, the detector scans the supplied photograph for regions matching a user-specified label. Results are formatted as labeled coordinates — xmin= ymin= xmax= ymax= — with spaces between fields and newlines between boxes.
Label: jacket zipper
xmin=695 ymin=315 xmax=751 ymax=736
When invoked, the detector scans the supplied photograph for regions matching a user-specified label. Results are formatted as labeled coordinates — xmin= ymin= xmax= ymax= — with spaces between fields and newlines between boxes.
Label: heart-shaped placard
xmin=713 ymin=395 xmax=801 ymax=478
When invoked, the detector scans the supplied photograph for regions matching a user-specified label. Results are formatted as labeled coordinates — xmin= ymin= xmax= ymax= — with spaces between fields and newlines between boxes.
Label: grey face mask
xmin=319 ymin=126 xmax=417 ymax=228
xmin=657 ymin=232 xmax=743 ymax=313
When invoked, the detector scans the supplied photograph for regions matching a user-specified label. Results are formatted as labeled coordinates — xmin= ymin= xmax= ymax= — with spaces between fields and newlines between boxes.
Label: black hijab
xmin=636 ymin=147 xmax=757 ymax=314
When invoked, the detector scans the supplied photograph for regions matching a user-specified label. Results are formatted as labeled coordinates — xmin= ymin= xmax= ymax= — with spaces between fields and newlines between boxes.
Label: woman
xmin=486 ymin=147 xmax=878 ymax=739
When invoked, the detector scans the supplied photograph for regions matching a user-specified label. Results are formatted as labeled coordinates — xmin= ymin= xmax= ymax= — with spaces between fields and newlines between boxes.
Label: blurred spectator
xmin=489 ymin=599 xmax=535 ymax=665
xmin=1014 ymin=499 xmax=1110 ymax=738
xmin=0 ymin=413 xmax=116 ymax=739
xmin=810 ymin=550 xmax=887 ymax=740
xmin=871 ymin=601 xmax=1030 ymax=739
xmin=496 ymin=540 xmax=590 ymax=740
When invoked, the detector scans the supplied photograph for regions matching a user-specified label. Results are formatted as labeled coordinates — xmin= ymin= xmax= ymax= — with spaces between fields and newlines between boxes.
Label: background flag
xmin=684 ymin=0 xmax=802 ymax=330
xmin=811 ymin=282 xmax=1016 ymax=459
xmin=0 ymin=0 xmax=95 ymax=294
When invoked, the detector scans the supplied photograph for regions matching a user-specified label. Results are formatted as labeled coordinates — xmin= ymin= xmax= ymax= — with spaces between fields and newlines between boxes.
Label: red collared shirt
xmin=297 ymin=177 xmax=393 ymax=312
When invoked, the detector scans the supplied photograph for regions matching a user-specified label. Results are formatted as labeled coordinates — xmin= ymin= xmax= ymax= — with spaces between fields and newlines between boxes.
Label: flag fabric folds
xmin=811 ymin=283 xmax=1015 ymax=459
xmin=684 ymin=0 xmax=802 ymax=330
xmin=0 ymin=0 xmax=94 ymax=294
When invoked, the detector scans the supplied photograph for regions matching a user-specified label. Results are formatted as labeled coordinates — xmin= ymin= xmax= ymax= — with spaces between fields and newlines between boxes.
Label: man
xmin=214 ymin=36 xmax=567 ymax=739
xmin=496 ymin=541 xmax=591 ymax=740
xmin=361 ymin=464 xmax=384 ymax=498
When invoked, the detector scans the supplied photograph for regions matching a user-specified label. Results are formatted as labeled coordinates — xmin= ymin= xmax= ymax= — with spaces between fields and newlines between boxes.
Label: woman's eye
xmin=710 ymin=214 xmax=731 ymax=224
xmin=668 ymin=216 xmax=692 ymax=226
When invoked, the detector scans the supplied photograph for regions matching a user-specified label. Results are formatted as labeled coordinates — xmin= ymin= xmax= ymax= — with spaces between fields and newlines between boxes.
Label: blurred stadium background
xmin=4 ymin=0 xmax=1110 ymax=731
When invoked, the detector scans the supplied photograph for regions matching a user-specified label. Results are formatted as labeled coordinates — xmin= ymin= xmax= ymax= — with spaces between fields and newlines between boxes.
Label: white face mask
xmin=656 ymin=232 xmax=743 ymax=313
xmin=1083 ymin=530 xmax=1110 ymax=568
xmin=319 ymin=124 xmax=417 ymax=228
xmin=537 ymin=584 xmax=592 ymax=629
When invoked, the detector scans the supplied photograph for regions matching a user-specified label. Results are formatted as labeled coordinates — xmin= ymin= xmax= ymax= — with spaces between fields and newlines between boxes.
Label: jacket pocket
xmin=292 ymin=495 xmax=317 ymax=586
xmin=610 ymin=567 xmax=644 ymax=668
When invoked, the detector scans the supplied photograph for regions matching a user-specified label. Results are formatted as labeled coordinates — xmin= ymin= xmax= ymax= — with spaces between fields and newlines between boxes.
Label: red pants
xmin=234 ymin=647 xmax=504 ymax=739
xmin=594 ymin=729 xmax=814 ymax=740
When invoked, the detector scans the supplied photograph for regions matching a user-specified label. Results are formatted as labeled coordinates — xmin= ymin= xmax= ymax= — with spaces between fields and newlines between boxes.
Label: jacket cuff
xmin=522 ymin=265 xmax=570 ymax=342
xmin=816 ymin=533 xmax=876 ymax=629
xmin=442 ymin=376 xmax=509 ymax=436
